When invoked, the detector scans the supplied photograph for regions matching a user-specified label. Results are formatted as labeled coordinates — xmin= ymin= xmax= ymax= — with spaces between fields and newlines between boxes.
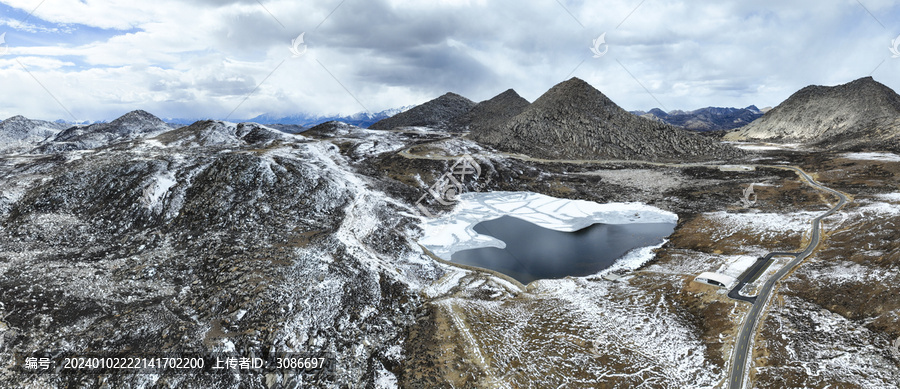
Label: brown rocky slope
xmin=469 ymin=78 xmax=745 ymax=162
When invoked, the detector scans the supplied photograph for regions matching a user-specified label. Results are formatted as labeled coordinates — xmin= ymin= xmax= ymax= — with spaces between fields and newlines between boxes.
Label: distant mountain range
xmin=364 ymin=78 xmax=746 ymax=162
xmin=5 ymin=102 xmax=765 ymax=136
xmin=7 ymin=76 xmax=900 ymax=157
xmin=466 ymin=78 xmax=746 ymax=162
xmin=154 ymin=106 xmax=415 ymax=131
xmin=368 ymin=91 xmax=767 ymax=134
xmin=246 ymin=106 xmax=415 ymax=129
xmin=631 ymin=106 xmax=770 ymax=132
xmin=725 ymin=76 xmax=900 ymax=151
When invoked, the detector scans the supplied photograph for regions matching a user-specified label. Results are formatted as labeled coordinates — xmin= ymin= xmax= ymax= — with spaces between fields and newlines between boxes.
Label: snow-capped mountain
xmin=247 ymin=106 xmax=415 ymax=129
xmin=0 ymin=116 xmax=67 ymax=154
xmin=38 ymin=110 xmax=174 ymax=152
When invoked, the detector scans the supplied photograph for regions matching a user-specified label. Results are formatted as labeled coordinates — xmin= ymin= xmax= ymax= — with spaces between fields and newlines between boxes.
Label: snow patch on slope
xmin=703 ymin=210 xmax=815 ymax=240
xmin=841 ymin=152 xmax=900 ymax=162
xmin=142 ymin=171 xmax=177 ymax=209
xmin=876 ymin=193 xmax=900 ymax=202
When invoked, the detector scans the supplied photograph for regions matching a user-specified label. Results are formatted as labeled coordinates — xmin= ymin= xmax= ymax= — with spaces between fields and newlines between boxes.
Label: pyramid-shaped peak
xmin=469 ymin=77 xmax=745 ymax=162
xmin=112 ymin=110 xmax=165 ymax=125
xmin=368 ymin=92 xmax=476 ymax=130
xmin=448 ymin=88 xmax=530 ymax=132
xmin=540 ymin=78 xmax=611 ymax=100
xmin=559 ymin=77 xmax=591 ymax=87
xmin=2 ymin=115 xmax=30 ymax=123
xmin=495 ymin=89 xmax=523 ymax=98
xmin=438 ymin=92 xmax=469 ymax=99
xmin=525 ymin=77 xmax=619 ymax=115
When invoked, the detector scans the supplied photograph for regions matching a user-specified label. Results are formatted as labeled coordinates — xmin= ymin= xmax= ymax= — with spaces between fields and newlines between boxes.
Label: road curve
xmin=727 ymin=166 xmax=849 ymax=389
xmin=727 ymin=251 xmax=800 ymax=304
xmin=395 ymin=145 xmax=849 ymax=389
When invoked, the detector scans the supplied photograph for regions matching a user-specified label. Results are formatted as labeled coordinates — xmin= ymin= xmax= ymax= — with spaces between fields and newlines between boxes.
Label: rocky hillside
xmin=449 ymin=89 xmax=530 ymax=133
xmin=39 ymin=110 xmax=173 ymax=152
xmin=368 ymin=92 xmax=475 ymax=131
xmin=154 ymin=120 xmax=287 ymax=147
xmin=0 ymin=117 xmax=441 ymax=388
xmin=470 ymin=78 xmax=745 ymax=162
xmin=0 ymin=116 xmax=67 ymax=154
xmin=724 ymin=77 xmax=900 ymax=150
xmin=634 ymin=106 xmax=763 ymax=131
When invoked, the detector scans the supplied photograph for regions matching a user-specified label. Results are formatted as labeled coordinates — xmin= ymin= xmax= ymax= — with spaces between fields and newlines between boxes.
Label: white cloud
xmin=0 ymin=0 xmax=898 ymax=121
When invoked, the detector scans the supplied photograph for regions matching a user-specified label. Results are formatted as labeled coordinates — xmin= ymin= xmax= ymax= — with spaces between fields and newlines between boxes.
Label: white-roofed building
xmin=694 ymin=272 xmax=737 ymax=289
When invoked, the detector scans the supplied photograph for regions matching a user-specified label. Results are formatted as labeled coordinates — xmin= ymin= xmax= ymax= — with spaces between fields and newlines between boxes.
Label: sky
xmin=0 ymin=0 xmax=899 ymax=122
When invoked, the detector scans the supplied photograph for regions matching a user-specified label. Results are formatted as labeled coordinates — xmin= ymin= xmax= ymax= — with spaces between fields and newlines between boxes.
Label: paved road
xmin=727 ymin=251 xmax=799 ymax=303
xmin=397 ymin=145 xmax=848 ymax=388
xmin=727 ymin=166 xmax=849 ymax=389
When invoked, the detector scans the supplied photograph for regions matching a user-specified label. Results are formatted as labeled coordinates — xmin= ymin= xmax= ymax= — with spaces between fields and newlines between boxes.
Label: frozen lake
xmin=420 ymin=191 xmax=678 ymax=284
xmin=451 ymin=215 xmax=675 ymax=284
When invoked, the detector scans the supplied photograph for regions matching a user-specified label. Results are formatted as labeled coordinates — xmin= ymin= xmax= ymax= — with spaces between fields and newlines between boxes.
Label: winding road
xmin=397 ymin=145 xmax=851 ymax=388
xmin=726 ymin=166 xmax=849 ymax=389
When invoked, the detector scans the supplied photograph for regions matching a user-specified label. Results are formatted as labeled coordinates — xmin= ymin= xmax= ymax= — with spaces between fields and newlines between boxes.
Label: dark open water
xmin=451 ymin=215 xmax=675 ymax=284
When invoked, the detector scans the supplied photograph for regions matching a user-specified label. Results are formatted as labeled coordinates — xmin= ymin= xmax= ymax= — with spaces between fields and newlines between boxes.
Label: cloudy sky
xmin=1 ymin=0 xmax=899 ymax=122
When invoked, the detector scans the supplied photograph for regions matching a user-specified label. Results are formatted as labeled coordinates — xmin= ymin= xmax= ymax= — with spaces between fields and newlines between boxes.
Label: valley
xmin=1 ymin=78 xmax=899 ymax=388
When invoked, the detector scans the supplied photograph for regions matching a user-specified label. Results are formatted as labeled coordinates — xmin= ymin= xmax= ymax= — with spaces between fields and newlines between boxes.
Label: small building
xmin=694 ymin=272 xmax=737 ymax=289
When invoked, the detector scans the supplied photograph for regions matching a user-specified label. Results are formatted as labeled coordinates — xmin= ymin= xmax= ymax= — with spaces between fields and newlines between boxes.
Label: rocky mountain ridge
xmin=0 ymin=116 xmax=67 ymax=154
xmin=449 ymin=89 xmax=530 ymax=133
xmin=725 ymin=77 xmax=900 ymax=150
xmin=368 ymin=92 xmax=476 ymax=131
xmin=0 ymin=113 xmax=438 ymax=387
xmin=38 ymin=110 xmax=174 ymax=152
xmin=470 ymin=78 xmax=746 ymax=162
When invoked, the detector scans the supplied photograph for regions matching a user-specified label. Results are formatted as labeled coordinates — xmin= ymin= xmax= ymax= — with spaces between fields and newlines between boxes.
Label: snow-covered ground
xmin=877 ymin=193 xmax=900 ymax=202
xmin=853 ymin=199 xmax=900 ymax=217
xmin=418 ymin=191 xmax=677 ymax=260
xmin=726 ymin=142 xmax=802 ymax=151
xmin=840 ymin=152 xmax=900 ymax=162
xmin=703 ymin=210 xmax=815 ymax=241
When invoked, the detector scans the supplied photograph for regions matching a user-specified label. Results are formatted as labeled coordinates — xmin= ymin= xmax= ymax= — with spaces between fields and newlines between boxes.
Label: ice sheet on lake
xmin=419 ymin=191 xmax=677 ymax=260
xmin=841 ymin=152 xmax=900 ymax=162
